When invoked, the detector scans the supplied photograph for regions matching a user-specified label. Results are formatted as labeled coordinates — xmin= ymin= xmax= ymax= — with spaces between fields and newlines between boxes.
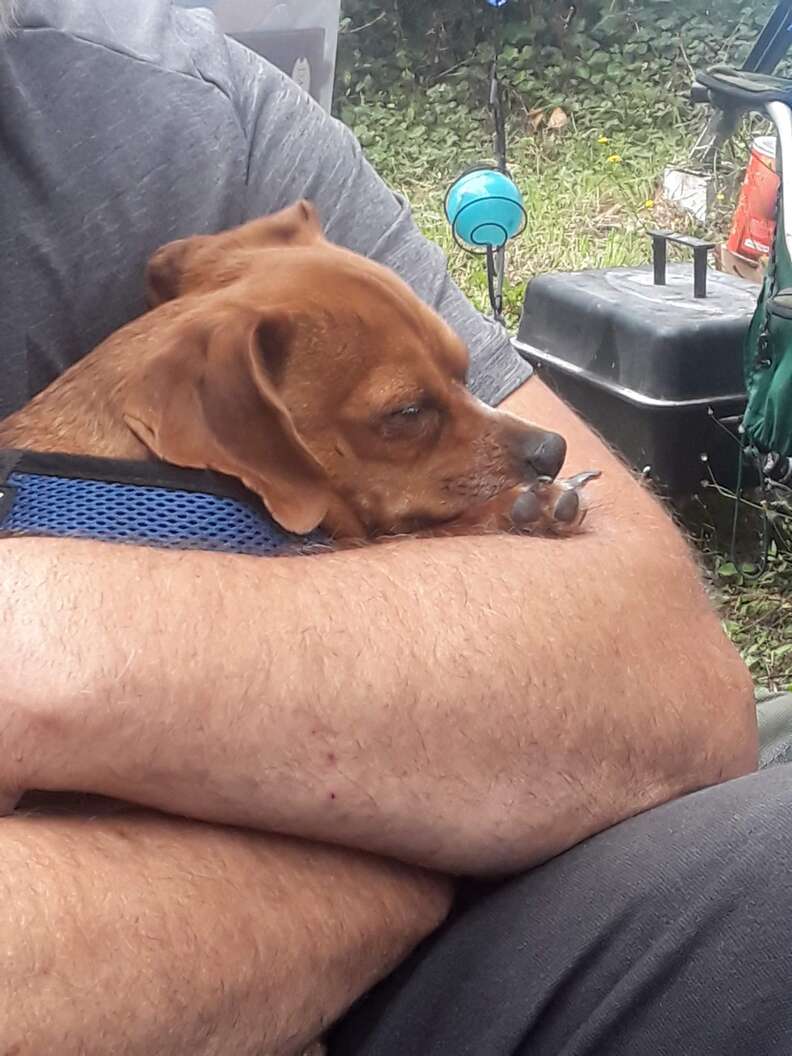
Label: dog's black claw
xmin=511 ymin=490 xmax=543 ymax=525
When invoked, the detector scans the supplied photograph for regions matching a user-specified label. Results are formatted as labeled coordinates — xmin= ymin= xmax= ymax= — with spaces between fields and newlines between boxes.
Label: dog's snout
xmin=520 ymin=431 xmax=567 ymax=481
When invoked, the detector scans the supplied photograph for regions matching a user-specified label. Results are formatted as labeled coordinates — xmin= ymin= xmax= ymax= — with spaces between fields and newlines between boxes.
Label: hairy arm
xmin=0 ymin=805 xmax=451 ymax=1056
xmin=1 ymin=377 xmax=757 ymax=874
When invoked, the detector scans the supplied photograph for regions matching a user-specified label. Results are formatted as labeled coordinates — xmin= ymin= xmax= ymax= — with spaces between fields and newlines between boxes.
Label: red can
xmin=726 ymin=136 xmax=780 ymax=261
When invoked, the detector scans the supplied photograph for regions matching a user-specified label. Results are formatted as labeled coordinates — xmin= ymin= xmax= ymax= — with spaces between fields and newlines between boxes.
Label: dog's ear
xmin=145 ymin=237 xmax=195 ymax=307
xmin=241 ymin=199 xmax=325 ymax=250
xmin=122 ymin=309 xmax=332 ymax=535
xmin=145 ymin=201 xmax=325 ymax=308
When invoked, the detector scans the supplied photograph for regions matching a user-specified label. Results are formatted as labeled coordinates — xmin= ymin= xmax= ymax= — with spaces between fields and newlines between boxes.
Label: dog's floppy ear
xmin=145 ymin=236 xmax=195 ymax=307
xmin=122 ymin=310 xmax=332 ymax=535
xmin=242 ymin=199 xmax=324 ymax=249
xmin=146 ymin=201 xmax=325 ymax=308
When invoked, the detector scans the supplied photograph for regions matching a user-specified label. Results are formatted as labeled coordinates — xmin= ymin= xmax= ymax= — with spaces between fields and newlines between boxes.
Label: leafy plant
xmin=336 ymin=0 xmax=775 ymax=147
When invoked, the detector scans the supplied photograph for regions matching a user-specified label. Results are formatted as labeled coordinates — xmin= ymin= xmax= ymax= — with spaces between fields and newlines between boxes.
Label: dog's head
xmin=124 ymin=201 xmax=567 ymax=538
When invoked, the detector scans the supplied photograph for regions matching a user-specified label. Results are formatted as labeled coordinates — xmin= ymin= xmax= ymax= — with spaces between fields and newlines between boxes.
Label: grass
xmin=367 ymin=114 xmax=792 ymax=690
xmin=404 ymin=127 xmax=690 ymax=326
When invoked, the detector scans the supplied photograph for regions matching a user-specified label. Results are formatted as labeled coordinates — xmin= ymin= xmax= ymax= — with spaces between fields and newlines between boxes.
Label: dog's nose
xmin=520 ymin=431 xmax=567 ymax=481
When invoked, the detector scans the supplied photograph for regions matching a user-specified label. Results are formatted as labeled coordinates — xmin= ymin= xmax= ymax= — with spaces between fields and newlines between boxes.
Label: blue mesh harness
xmin=0 ymin=450 xmax=324 ymax=556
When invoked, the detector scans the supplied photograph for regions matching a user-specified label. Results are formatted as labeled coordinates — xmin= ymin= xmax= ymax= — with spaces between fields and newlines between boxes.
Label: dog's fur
xmin=0 ymin=201 xmax=581 ymax=539
xmin=0 ymin=202 xmax=593 ymax=1055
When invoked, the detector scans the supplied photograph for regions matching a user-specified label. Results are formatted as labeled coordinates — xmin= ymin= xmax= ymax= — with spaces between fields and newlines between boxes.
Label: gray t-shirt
xmin=0 ymin=0 xmax=531 ymax=420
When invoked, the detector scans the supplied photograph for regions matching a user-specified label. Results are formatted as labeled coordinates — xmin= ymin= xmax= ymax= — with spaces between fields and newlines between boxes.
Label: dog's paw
xmin=509 ymin=470 xmax=601 ymax=535
xmin=434 ymin=470 xmax=601 ymax=537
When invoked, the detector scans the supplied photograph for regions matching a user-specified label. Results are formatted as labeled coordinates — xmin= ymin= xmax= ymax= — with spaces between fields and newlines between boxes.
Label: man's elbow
xmin=607 ymin=631 xmax=759 ymax=845
xmin=665 ymin=642 xmax=759 ymax=792
xmin=453 ymin=644 xmax=758 ymax=879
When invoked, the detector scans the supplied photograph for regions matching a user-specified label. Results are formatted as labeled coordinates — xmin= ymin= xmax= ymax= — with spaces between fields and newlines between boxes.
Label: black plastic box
xmin=514 ymin=261 xmax=758 ymax=492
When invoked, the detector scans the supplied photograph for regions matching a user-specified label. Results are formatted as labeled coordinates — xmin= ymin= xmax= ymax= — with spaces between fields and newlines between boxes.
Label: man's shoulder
xmin=1 ymin=0 xmax=268 ymax=416
xmin=17 ymin=0 xmax=236 ymax=94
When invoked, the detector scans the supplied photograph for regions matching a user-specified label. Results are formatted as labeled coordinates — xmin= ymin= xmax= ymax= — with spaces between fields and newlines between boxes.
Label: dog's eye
xmin=378 ymin=401 xmax=435 ymax=439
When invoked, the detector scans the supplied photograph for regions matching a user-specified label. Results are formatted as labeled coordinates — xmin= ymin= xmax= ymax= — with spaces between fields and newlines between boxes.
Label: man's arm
xmin=0 ymin=806 xmax=450 ymax=1055
xmin=2 ymin=376 xmax=756 ymax=875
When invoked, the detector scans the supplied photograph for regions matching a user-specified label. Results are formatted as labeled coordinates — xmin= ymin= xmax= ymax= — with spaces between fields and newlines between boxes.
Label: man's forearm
xmin=2 ymin=382 xmax=756 ymax=874
xmin=0 ymin=806 xmax=451 ymax=1055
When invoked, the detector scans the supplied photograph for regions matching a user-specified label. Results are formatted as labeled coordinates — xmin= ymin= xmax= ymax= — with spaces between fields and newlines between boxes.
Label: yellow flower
xmin=598 ymin=134 xmax=610 ymax=144
xmin=716 ymin=191 xmax=726 ymax=201
xmin=607 ymin=153 xmax=622 ymax=164
xmin=644 ymin=198 xmax=655 ymax=209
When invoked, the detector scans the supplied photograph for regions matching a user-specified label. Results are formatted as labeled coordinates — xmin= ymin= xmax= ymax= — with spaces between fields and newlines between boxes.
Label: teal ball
xmin=445 ymin=169 xmax=524 ymax=248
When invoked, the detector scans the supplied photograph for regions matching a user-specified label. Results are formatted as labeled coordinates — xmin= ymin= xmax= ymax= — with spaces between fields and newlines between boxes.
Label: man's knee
xmin=331 ymin=766 xmax=792 ymax=1056
xmin=501 ymin=765 xmax=792 ymax=950
xmin=593 ymin=764 xmax=792 ymax=903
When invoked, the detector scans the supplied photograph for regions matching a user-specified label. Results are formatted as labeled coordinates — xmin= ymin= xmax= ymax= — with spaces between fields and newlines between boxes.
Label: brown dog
xmin=0 ymin=200 xmax=595 ymax=540
xmin=1 ymin=202 xmax=600 ymax=1056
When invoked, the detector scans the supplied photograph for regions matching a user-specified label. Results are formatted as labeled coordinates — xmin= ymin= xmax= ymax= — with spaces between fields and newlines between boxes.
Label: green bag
xmin=742 ymin=194 xmax=792 ymax=461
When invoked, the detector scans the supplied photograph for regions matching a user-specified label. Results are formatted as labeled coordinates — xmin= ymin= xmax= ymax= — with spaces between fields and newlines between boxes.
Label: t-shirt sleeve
xmin=224 ymin=41 xmax=532 ymax=407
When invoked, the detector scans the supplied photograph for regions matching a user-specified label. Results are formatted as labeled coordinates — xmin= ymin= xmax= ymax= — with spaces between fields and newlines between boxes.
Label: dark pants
xmin=330 ymin=763 xmax=792 ymax=1055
